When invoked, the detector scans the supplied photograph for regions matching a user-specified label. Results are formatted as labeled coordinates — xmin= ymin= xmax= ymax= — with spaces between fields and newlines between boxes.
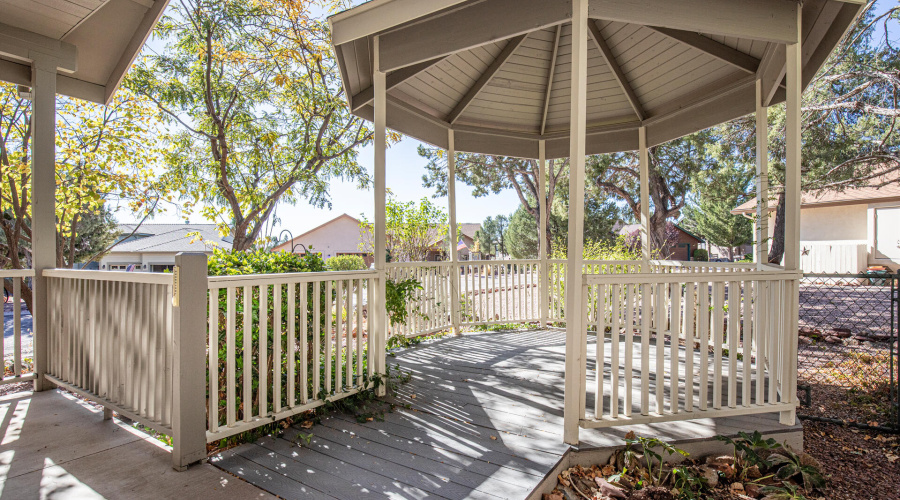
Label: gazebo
xmin=328 ymin=0 xmax=864 ymax=444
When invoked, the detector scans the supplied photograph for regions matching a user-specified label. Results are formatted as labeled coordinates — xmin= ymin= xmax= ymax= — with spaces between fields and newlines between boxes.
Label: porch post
xmin=563 ymin=0 xmax=588 ymax=445
xmin=781 ymin=14 xmax=802 ymax=425
xmin=538 ymin=140 xmax=549 ymax=328
xmin=638 ymin=126 xmax=651 ymax=268
xmin=31 ymin=58 xmax=57 ymax=392
xmin=755 ymin=80 xmax=769 ymax=270
xmin=373 ymin=36 xmax=388 ymax=395
xmin=448 ymin=129 xmax=460 ymax=334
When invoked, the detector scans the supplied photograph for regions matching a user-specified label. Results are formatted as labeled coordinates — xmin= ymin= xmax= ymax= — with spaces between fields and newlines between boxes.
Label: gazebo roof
xmin=0 ymin=0 xmax=169 ymax=104
xmin=330 ymin=0 xmax=864 ymax=159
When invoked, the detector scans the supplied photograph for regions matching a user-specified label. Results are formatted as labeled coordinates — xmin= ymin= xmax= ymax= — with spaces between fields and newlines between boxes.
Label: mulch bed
xmin=802 ymin=419 xmax=900 ymax=500
xmin=0 ymin=381 xmax=31 ymax=397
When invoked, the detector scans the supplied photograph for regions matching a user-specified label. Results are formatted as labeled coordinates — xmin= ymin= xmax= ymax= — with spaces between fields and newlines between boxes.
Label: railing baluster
xmin=226 ymin=286 xmax=236 ymax=427
xmin=728 ymin=280 xmax=738 ymax=409
xmin=624 ymin=284 xmax=633 ymax=417
xmin=335 ymin=279 xmax=343 ymax=393
xmin=242 ymin=285 xmax=252 ymax=422
xmin=684 ymin=282 xmax=695 ymax=412
xmin=209 ymin=287 xmax=219 ymax=433
xmin=324 ymin=279 xmax=333 ymax=395
xmin=756 ymin=280 xmax=767 ymax=405
xmin=356 ymin=278 xmax=364 ymax=387
xmin=742 ymin=279 xmax=752 ymax=408
xmin=273 ymin=284 xmax=282 ymax=413
xmin=300 ymin=281 xmax=308 ymax=404
xmin=259 ymin=284 xmax=268 ymax=417
xmin=669 ymin=282 xmax=680 ymax=414
xmin=610 ymin=284 xmax=620 ymax=419
xmin=595 ymin=284 xmax=606 ymax=419
xmin=655 ymin=283 xmax=665 ymax=414
xmin=288 ymin=282 xmax=297 ymax=405
xmin=713 ymin=282 xmax=725 ymax=410
xmin=640 ymin=283 xmax=650 ymax=415
xmin=313 ymin=281 xmax=321 ymax=398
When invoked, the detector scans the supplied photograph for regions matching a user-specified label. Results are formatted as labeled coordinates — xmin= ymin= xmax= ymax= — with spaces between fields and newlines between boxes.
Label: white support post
xmin=781 ymin=12 xmax=802 ymax=426
xmin=30 ymin=58 xmax=57 ymax=392
xmin=172 ymin=252 xmax=209 ymax=471
xmin=373 ymin=36 xmax=388 ymax=396
xmin=638 ymin=126 xmax=651 ymax=268
xmin=538 ymin=140 xmax=549 ymax=328
xmin=563 ymin=0 xmax=588 ymax=446
xmin=448 ymin=129 xmax=460 ymax=334
xmin=755 ymin=79 xmax=769 ymax=270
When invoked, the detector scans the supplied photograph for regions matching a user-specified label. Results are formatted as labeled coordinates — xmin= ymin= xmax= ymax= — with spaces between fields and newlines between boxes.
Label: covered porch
xmin=0 ymin=0 xmax=865 ymax=492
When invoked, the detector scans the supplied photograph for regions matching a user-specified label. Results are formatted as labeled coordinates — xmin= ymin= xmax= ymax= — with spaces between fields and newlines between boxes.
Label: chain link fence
xmin=797 ymin=273 xmax=899 ymax=431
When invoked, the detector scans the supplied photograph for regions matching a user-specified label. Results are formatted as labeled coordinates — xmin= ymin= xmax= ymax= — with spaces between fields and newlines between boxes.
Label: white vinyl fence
xmin=1 ymin=269 xmax=35 ymax=386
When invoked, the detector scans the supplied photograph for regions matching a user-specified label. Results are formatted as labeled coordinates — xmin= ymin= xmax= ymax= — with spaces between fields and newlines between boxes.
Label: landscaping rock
xmin=854 ymin=335 xmax=870 ymax=342
xmin=698 ymin=465 xmax=719 ymax=487
xmin=824 ymin=335 xmax=843 ymax=344
xmin=745 ymin=483 xmax=763 ymax=498
xmin=798 ymin=336 xmax=813 ymax=346
xmin=868 ymin=333 xmax=890 ymax=341
xmin=830 ymin=327 xmax=852 ymax=338
xmin=594 ymin=477 xmax=627 ymax=499
xmin=730 ymin=482 xmax=745 ymax=493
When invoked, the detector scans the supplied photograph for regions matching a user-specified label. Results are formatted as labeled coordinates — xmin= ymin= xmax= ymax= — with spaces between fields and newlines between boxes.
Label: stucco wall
xmin=799 ymin=204 xmax=867 ymax=242
xmin=100 ymin=252 xmax=183 ymax=271
xmin=292 ymin=215 xmax=368 ymax=261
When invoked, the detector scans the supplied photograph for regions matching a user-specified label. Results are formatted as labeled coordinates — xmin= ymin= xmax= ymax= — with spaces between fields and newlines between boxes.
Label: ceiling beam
xmin=378 ymin=0 xmax=568 ymax=72
xmin=587 ymin=21 xmax=645 ymax=121
xmin=588 ymin=0 xmax=800 ymax=44
xmin=351 ymin=56 xmax=446 ymax=112
xmin=447 ymin=34 xmax=528 ymax=125
xmin=647 ymin=27 xmax=760 ymax=74
xmin=329 ymin=0 xmax=469 ymax=46
xmin=540 ymin=25 xmax=562 ymax=135
xmin=0 ymin=22 xmax=77 ymax=73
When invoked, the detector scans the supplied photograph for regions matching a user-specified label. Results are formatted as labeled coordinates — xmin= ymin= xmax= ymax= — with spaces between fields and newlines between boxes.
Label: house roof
xmin=329 ymin=0 xmax=863 ymax=159
xmin=0 ymin=0 xmax=169 ymax=104
xmin=732 ymin=179 xmax=900 ymax=215
xmin=111 ymin=223 xmax=232 ymax=253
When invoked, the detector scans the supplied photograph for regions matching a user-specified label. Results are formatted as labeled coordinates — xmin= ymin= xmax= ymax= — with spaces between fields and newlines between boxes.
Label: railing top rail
xmin=386 ymin=261 xmax=454 ymax=268
xmin=583 ymin=269 xmax=802 ymax=285
xmin=548 ymin=259 xmax=643 ymax=265
xmin=650 ymin=259 xmax=756 ymax=268
xmin=0 ymin=269 xmax=36 ymax=278
xmin=208 ymin=269 xmax=377 ymax=287
xmin=43 ymin=269 xmax=174 ymax=285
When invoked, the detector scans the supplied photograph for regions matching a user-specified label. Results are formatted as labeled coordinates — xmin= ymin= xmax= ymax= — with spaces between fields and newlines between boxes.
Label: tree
xmin=359 ymin=194 xmax=449 ymax=262
xmin=0 ymin=82 xmax=162 ymax=311
xmin=504 ymin=207 xmax=537 ymax=259
xmin=474 ymin=215 xmax=508 ymax=257
xmin=681 ymin=164 xmax=754 ymax=260
xmin=419 ymin=148 xmax=566 ymax=253
xmin=129 ymin=0 xmax=376 ymax=251
xmin=590 ymin=132 xmax=716 ymax=255
xmin=718 ymin=2 xmax=900 ymax=263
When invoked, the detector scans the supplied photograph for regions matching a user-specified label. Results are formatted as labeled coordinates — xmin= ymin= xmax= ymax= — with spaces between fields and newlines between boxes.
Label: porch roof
xmin=0 ymin=0 xmax=169 ymax=104
xmin=329 ymin=0 xmax=864 ymax=159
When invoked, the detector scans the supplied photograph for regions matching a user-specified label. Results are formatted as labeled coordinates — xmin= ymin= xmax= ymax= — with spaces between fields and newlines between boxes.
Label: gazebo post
xmin=563 ymin=0 xmax=588 ymax=446
xmin=538 ymin=140 xmax=549 ymax=329
xmin=781 ymin=16 xmax=802 ymax=426
xmin=638 ymin=126 xmax=651 ymax=269
xmin=448 ymin=129 xmax=460 ymax=334
xmin=373 ymin=36 xmax=388 ymax=396
xmin=30 ymin=57 xmax=58 ymax=392
xmin=755 ymin=80 xmax=769 ymax=270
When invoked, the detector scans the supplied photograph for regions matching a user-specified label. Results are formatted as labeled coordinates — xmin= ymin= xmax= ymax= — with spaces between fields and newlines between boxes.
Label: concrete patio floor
xmin=0 ymin=389 xmax=272 ymax=499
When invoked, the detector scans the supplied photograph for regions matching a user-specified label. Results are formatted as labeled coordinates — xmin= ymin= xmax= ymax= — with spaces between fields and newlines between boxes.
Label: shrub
xmin=327 ymin=254 xmax=367 ymax=271
xmin=208 ymin=247 xmax=326 ymax=276
xmin=692 ymin=248 xmax=709 ymax=261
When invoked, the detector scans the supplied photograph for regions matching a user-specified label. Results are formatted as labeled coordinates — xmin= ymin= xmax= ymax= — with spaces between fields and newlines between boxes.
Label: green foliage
xmin=768 ymin=448 xmax=826 ymax=493
xmin=692 ymin=248 xmax=709 ymax=261
xmin=624 ymin=435 xmax=689 ymax=487
xmin=716 ymin=430 xmax=783 ymax=471
xmin=130 ymin=0 xmax=376 ymax=251
xmin=359 ymin=194 xmax=451 ymax=262
xmin=207 ymin=247 xmax=326 ymax=276
xmin=385 ymin=277 xmax=423 ymax=327
xmin=681 ymin=164 xmax=754 ymax=259
xmin=505 ymin=206 xmax=538 ymax=259
xmin=761 ymin=482 xmax=809 ymax=500
xmin=327 ymin=254 xmax=367 ymax=271
xmin=474 ymin=215 xmax=508 ymax=256
xmin=671 ymin=465 xmax=709 ymax=500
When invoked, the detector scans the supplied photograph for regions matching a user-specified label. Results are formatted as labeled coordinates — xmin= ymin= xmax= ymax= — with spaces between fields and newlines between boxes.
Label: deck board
xmin=213 ymin=329 xmax=801 ymax=499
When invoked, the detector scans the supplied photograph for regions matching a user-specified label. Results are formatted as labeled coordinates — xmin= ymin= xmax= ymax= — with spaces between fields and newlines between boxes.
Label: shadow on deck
xmin=213 ymin=329 xmax=801 ymax=500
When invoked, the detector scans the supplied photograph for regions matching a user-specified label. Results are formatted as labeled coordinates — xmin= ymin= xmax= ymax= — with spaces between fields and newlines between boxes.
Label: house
xmin=732 ymin=179 xmax=900 ymax=273
xmin=616 ymin=223 xmax=703 ymax=261
xmin=100 ymin=224 xmax=232 ymax=272
xmin=274 ymin=214 xmax=373 ymax=264
xmin=275 ymin=214 xmax=484 ymax=263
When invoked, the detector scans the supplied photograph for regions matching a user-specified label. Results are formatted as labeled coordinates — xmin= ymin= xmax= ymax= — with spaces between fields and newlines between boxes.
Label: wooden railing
xmin=206 ymin=269 xmax=377 ymax=441
xmin=576 ymin=270 xmax=800 ymax=430
xmin=1 ymin=269 xmax=36 ymax=386
xmin=386 ymin=262 xmax=453 ymax=337
xmin=459 ymin=260 xmax=541 ymax=327
xmin=44 ymin=269 xmax=176 ymax=434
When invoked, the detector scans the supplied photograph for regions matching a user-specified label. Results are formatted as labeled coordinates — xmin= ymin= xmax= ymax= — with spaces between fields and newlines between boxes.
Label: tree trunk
xmin=767 ymin=191 xmax=786 ymax=264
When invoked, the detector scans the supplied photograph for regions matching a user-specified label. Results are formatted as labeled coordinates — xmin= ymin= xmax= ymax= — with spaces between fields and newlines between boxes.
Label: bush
xmin=327 ymin=254 xmax=367 ymax=271
xmin=692 ymin=248 xmax=709 ymax=261
xmin=208 ymin=247 xmax=326 ymax=275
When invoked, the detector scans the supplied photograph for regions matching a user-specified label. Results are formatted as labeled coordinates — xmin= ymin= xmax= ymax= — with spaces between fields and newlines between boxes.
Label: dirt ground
xmin=802 ymin=419 xmax=900 ymax=500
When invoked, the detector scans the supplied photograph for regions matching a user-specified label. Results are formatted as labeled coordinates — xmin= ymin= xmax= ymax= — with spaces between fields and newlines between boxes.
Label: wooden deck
xmin=213 ymin=329 xmax=801 ymax=500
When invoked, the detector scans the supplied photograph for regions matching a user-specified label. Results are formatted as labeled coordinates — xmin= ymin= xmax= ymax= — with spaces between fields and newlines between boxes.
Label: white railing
xmin=577 ymin=270 xmax=800 ymax=429
xmin=650 ymin=260 xmax=757 ymax=273
xmin=1 ymin=269 xmax=36 ymax=386
xmin=206 ymin=270 xmax=377 ymax=441
xmin=386 ymin=262 xmax=453 ymax=337
xmin=547 ymin=260 xmax=643 ymax=324
xmin=44 ymin=270 xmax=176 ymax=434
xmin=459 ymin=260 xmax=541 ymax=327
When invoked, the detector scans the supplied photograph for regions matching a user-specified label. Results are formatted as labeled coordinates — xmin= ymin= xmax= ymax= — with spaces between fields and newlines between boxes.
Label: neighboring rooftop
xmin=112 ymin=223 xmax=233 ymax=253
xmin=732 ymin=178 xmax=900 ymax=215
